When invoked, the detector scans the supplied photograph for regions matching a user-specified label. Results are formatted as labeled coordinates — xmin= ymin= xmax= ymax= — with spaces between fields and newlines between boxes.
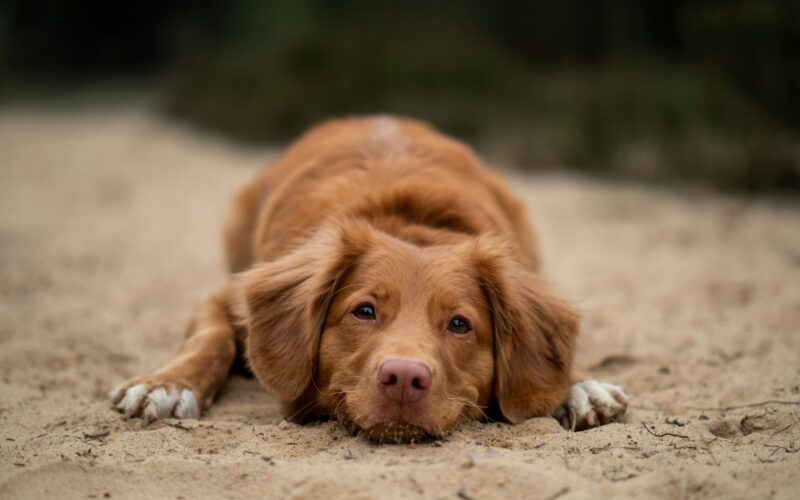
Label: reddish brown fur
xmin=115 ymin=116 xmax=579 ymax=441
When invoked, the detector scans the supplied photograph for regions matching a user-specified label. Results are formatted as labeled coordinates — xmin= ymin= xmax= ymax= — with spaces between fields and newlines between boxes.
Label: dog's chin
xmin=358 ymin=421 xmax=433 ymax=444
xmin=334 ymin=405 xmax=458 ymax=444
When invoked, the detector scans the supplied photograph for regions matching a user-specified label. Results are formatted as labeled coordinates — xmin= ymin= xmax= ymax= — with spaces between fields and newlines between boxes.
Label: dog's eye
xmin=352 ymin=303 xmax=376 ymax=320
xmin=447 ymin=316 xmax=471 ymax=335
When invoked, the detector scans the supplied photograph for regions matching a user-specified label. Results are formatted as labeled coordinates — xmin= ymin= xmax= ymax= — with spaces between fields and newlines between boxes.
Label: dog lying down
xmin=111 ymin=116 xmax=628 ymax=442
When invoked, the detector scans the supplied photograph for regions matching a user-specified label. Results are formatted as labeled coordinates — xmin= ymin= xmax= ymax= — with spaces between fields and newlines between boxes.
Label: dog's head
xmin=237 ymin=218 xmax=578 ymax=442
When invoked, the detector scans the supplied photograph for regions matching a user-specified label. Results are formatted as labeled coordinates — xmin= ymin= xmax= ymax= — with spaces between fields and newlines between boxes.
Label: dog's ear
xmin=235 ymin=219 xmax=372 ymax=406
xmin=472 ymin=236 xmax=579 ymax=424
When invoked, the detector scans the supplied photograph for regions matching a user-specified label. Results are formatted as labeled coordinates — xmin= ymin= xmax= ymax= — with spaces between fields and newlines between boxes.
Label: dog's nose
xmin=377 ymin=359 xmax=432 ymax=404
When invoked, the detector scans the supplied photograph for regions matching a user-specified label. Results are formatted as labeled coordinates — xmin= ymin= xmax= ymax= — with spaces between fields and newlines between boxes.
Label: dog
xmin=110 ymin=116 xmax=628 ymax=442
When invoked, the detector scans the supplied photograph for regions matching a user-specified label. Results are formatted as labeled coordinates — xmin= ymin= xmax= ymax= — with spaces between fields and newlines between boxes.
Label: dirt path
xmin=1 ymin=107 xmax=799 ymax=499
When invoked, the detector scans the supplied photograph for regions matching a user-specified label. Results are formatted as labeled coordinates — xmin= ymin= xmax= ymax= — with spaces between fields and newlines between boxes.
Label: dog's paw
xmin=553 ymin=380 xmax=629 ymax=431
xmin=110 ymin=379 xmax=200 ymax=425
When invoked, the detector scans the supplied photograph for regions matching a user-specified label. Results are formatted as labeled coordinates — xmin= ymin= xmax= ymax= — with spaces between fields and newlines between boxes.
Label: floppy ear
xmin=473 ymin=236 xmax=579 ymax=424
xmin=235 ymin=219 xmax=371 ymax=406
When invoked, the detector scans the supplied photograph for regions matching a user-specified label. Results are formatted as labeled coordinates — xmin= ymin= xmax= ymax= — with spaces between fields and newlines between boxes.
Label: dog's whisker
xmin=446 ymin=394 xmax=490 ymax=421
xmin=284 ymin=393 xmax=330 ymax=422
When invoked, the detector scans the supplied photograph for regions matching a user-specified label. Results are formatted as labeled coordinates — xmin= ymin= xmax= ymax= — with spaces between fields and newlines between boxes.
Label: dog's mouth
xmin=358 ymin=421 xmax=433 ymax=444
xmin=335 ymin=413 xmax=439 ymax=443
xmin=332 ymin=397 xmax=461 ymax=444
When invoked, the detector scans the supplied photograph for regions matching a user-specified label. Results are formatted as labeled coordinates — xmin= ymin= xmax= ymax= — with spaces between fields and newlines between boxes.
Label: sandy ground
xmin=1 ymin=106 xmax=799 ymax=499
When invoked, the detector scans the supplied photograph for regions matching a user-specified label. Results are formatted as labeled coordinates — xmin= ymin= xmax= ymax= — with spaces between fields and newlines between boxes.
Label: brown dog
xmin=111 ymin=116 xmax=627 ymax=441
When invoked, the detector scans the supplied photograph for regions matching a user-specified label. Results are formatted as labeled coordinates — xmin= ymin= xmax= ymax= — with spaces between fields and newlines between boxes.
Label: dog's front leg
xmin=110 ymin=286 xmax=237 ymax=424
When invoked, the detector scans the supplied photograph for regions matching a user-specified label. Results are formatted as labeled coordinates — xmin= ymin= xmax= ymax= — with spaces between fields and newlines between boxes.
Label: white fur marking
xmin=113 ymin=384 xmax=200 ymax=424
xmin=560 ymin=380 xmax=629 ymax=430
xmin=174 ymin=389 xmax=200 ymax=419
xmin=142 ymin=387 xmax=180 ymax=425
xmin=566 ymin=383 xmax=593 ymax=417
xmin=109 ymin=385 xmax=125 ymax=403
xmin=117 ymin=384 xmax=148 ymax=418
xmin=367 ymin=117 xmax=408 ymax=155
xmin=584 ymin=380 xmax=618 ymax=407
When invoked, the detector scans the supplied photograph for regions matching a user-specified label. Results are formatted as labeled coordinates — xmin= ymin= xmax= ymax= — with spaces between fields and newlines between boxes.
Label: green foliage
xmin=164 ymin=19 xmax=522 ymax=140
xmin=684 ymin=0 xmax=800 ymax=130
xmin=3 ymin=0 xmax=798 ymax=192
xmin=481 ymin=66 xmax=799 ymax=192
xmin=163 ymin=22 xmax=799 ymax=193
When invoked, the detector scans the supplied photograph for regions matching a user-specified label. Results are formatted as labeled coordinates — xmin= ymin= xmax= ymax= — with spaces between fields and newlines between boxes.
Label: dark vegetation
xmin=2 ymin=1 xmax=798 ymax=192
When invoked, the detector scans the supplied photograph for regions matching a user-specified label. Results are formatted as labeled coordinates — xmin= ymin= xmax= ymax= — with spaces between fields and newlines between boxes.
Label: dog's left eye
xmin=447 ymin=316 xmax=471 ymax=335
xmin=352 ymin=303 xmax=377 ymax=320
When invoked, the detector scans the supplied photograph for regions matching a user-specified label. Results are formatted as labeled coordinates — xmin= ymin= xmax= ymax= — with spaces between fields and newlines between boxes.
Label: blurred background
xmin=1 ymin=0 xmax=798 ymax=193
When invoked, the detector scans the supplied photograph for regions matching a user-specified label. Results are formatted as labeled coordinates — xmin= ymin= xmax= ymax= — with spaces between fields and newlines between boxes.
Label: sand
xmin=1 ymin=105 xmax=799 ymax=499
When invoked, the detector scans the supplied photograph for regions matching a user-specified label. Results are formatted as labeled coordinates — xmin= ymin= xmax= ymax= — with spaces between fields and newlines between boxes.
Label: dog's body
xmin=112 ymin=117 xmax=627 ymax=441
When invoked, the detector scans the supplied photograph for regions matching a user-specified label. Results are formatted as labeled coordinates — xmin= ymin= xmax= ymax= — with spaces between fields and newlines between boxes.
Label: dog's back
xmin=223 ymin=116 xmax=540 ymax=273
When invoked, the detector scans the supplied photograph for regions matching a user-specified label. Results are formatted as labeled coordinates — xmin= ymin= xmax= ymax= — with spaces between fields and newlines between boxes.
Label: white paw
xmin=110 ymin=383 xmax=200 ymax=425
xmin=553 ymin=380 xmax=629 ymax=431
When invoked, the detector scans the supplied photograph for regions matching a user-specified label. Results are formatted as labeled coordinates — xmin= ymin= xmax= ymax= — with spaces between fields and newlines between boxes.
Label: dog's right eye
xmin=352 ymin=303 xmax=377 ymax=320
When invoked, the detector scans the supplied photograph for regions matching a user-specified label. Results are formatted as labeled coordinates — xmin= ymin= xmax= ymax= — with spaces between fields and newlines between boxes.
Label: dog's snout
xmin=377 ymin=359 xmax=431 ymax=404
